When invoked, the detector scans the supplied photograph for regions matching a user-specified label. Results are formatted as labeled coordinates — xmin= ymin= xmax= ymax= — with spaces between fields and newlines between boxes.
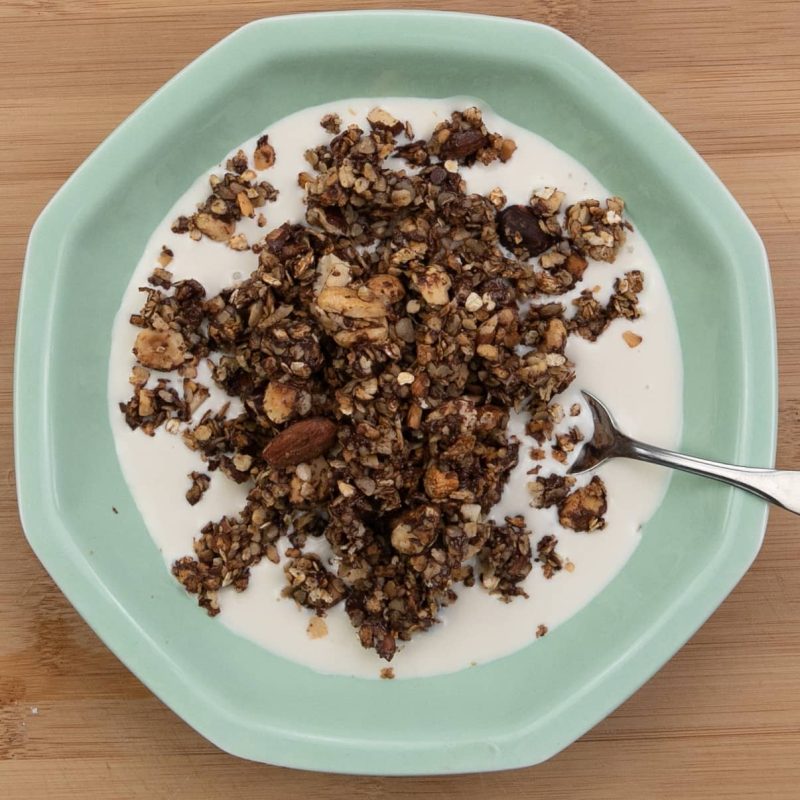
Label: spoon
xmin=568 ymin=391 xmax=800 ymax=515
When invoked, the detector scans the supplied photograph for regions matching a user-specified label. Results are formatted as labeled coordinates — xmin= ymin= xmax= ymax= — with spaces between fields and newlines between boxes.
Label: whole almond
xmin=263 ymin=418 xmax=338 ymax=468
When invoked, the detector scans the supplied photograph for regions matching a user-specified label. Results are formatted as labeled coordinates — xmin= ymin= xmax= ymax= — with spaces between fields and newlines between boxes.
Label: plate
xmin=15 ymin=11 xmax=776 ymax=774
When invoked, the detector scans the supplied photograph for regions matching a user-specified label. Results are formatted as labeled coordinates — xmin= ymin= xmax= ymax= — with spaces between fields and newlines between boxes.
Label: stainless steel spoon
xmin=568 ymin=391 xmax=800 ymax=515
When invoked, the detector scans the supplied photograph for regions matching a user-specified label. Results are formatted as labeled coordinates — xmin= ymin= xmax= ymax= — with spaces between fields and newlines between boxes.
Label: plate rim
xmin=14 ymin=10 xmax=777 ymax=774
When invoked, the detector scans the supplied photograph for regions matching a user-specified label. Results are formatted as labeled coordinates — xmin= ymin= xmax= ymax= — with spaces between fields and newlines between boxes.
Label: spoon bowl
xmin=568 ymin=391 xmax=800 ymax=515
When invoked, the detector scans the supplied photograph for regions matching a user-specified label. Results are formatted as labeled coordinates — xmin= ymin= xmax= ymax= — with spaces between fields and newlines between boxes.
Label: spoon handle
xmin=623 ymin=439 xmax=800 ymax=515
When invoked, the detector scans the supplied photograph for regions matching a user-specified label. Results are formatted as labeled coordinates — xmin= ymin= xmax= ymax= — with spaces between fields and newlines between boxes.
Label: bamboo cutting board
xmin=1 ymin=1 xmax=799 ymax=798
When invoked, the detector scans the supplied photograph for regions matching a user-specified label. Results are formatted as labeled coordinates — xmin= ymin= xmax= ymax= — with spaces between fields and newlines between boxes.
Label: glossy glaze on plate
xmin=15 ymin=11 xmax=775 ymax=774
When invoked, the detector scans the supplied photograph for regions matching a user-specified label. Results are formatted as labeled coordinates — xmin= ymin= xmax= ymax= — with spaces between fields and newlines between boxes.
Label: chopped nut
xmin=307 ymin=615 xmax=329 ymax=639
xmin=195 ymin=213 xmax=234 ymax=242
xmin=254 ymin=134 xmax=276 ymax=170
xmin=316 ymin=252 xmax=353 ymax=289
xmin=157 ymin=245 xmax=173 ymax=267
xmin=227 ymin=233 xmax=249 ymax=251
xmin=337 ymin=481 xmax=356 ymax=498
xmin=320 ymin=113 xmax=342 ymax=134
xmin=487 ymin=186 xmax=507 ymax=209
xmin=623 ymin=330 xmax=643 ymax=348
xmin=316 ymin=286 xmax=387 ymax=319
xmin=396 ymin=371 xmax=415 ymax=386
xmin=133 ymin=329 xmax=186 ymax=371
xmin=390 ymin=504 xmax=441 ymax=554
xmin=366 ymin=274 xmax=405 ymax=303
xmin=367 ymin=107 xmax=404 ymax=135
xmin=530 ymin=186 xmax=565 ymax=217
xmin=263 ymin=381 xmax=298 ymax=424
xmin=148 ymin=266 xmax=173 ymax=289
xmin=464 ymin=292 xmax=483 ymax=312
xmin=333 ymin=323 xmax=389 ymax=348
xmin=423 ymin=464 xmax=459 ymax=499
xmin=412 ymin=267 xmax=451 ymax=306
xmin=236 ymin=191 xmax=254 ymax=218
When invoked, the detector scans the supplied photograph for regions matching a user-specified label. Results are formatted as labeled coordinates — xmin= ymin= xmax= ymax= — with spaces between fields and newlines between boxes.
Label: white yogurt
xmin=108 ymin=98 xmax=683 ymax=678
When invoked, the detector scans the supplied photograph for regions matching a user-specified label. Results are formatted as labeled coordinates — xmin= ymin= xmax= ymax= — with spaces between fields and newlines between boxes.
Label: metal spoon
xmin=568 ymin=391 xmax=800 ymax=515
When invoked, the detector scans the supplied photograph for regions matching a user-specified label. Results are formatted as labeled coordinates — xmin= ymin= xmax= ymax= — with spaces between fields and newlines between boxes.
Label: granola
xmin=120 ymin=105 xmax=646 ymax=661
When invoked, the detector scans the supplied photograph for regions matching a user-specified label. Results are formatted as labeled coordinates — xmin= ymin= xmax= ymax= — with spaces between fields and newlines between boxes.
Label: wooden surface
xmin=1 ymin=1 xmax=799 ymax=797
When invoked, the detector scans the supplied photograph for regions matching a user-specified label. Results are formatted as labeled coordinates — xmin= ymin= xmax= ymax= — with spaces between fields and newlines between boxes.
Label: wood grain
xmin=1 ymin=2 xmax=799 ymax=797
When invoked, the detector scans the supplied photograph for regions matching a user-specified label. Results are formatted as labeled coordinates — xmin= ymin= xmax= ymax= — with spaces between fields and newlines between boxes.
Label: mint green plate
xmin=15 ymin=11 xmax=776 ymax=774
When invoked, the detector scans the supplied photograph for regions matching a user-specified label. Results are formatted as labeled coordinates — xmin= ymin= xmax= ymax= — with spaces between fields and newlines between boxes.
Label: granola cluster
xmin=171 ymin=146 xmax=277 ymax=247
xmin=120 ymin=106 xmax=644 ymax=661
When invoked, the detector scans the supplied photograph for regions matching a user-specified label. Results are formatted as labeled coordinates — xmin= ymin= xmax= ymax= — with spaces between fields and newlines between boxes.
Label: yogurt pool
xmin=109 ymin=98 xmax=682 ymax=678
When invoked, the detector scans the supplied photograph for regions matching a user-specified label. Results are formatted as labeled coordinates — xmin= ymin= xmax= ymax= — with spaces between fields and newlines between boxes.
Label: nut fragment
xmin=236 ymin=191 xmax=254 ymax=218
xmin=367 ymin=107 xmax=404 ymax=135
xmin=316 ymin=286 xmax=388 ymax=319
xmin=423 ymin=464 xmax=459 ymax=499
xmin=307 ymin=616 xmax=329 ymax=639
xmin=332 ymin=322 xmax=389 ymax=348
xmin=133 ymin=329 xmax=186 ymax=371
xmin=623 ymin=330 xmax=643 ymax=348
xmin=263 ymin=381 xmax=298 ymax=424
xmin=194 ymin=213 xmax=234 ymax=242
xmin=530 ymin=186 xmax=565 ymax=217
xmin=157 ymin=246 xmax=173 ymax=267
xmin=396 ymin=371 xmax=415 ymax=386
xmin=253 ymin=134 xmax=276 ymax=170
xmin=227 ymin=233 xmax=249 ymax=251
xmin=464 ymin=292 xmax=483 ymax=312
xmin=366 ymin=274 xmax=405 ymax=303
xmin=542 ymin=318 xmax=567 ymax=352
xmin=390 ymin=505 xmax=441 ymax=554
xmin=412 ymin=267 xmax=451 ymax=306
xmin=316 ymin=252 xmax=352 ymax=289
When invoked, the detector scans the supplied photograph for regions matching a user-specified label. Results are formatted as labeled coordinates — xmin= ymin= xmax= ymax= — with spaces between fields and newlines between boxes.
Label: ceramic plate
xmin=15 ymin=11 xmax=776 ymax=774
